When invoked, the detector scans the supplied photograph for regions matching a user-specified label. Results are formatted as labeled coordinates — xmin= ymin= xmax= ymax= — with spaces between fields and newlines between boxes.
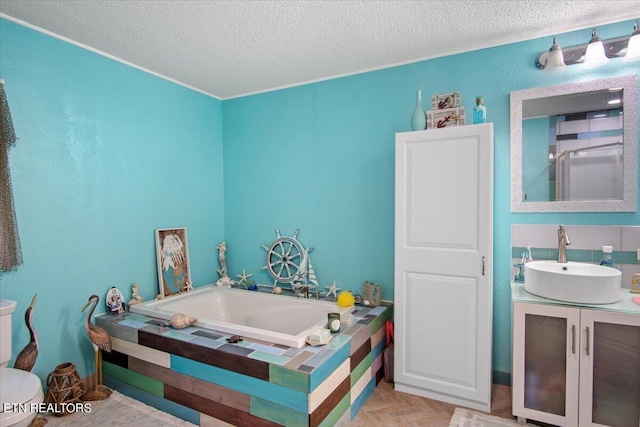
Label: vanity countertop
xmin=511 ymin=282 xmax=640 ymax=315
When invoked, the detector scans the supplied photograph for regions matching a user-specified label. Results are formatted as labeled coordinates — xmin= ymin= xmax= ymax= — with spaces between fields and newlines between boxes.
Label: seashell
xmin=273 ymin=286 xmax=282 ymax=294
xmin=165 ymin=313 xmax=198 ymax=329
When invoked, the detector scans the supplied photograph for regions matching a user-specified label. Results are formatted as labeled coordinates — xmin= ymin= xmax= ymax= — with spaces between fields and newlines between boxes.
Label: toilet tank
xmin=0 ymin=299 xmax=17 ymax=368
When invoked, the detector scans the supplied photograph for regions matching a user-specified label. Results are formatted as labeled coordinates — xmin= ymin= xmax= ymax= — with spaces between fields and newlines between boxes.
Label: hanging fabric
xmin=0 ymin=82 xmax=23 ymax=274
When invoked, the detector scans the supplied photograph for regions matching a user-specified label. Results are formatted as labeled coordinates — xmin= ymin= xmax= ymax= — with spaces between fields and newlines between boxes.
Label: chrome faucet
xmin=557 ymin=225 xmax=571 ymax=263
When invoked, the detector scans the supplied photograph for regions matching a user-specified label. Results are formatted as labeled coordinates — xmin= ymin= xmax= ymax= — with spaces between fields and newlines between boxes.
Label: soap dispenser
xmin=599 ymin=246 xmax=614 ymax=267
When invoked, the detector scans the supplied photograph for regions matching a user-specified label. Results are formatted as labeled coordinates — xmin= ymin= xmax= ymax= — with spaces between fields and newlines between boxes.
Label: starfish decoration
xmin=184 ymin=281 xmax=194 ymax=292
xmin=325 ymin=281 xmax=341 ymax=299
xmin=236 ymin=269 xmax=253 ymax=288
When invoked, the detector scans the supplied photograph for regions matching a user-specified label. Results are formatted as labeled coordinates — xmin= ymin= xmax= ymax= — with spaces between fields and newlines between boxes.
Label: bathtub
xmin=130 ymin=285 xmax=353 ymax=348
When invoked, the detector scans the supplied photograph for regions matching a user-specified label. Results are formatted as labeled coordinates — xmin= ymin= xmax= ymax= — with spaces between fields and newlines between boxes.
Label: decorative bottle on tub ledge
xmin=411 ymin=90 xmax=427 ymax=131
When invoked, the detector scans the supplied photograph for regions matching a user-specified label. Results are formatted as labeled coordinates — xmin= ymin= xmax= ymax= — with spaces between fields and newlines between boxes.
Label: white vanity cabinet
xmin=512 ymin=284 xmax=640 ymax=427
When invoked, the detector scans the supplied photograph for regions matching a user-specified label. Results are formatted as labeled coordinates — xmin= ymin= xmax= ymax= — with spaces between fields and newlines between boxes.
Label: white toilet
xmin=0 ymin=299 xmax=44 ymax=427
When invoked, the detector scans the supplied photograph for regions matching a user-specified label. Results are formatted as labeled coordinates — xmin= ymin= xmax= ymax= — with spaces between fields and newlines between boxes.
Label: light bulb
xmin=583 ymin=29 xmax=609 ymax=68
xmin=544 ymin=37 xmax=567 ymax=73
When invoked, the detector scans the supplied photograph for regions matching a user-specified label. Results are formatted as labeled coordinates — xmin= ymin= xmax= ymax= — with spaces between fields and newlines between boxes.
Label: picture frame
xmin=427 ymin=107 xmax=466 ymax=129
xmin=155 ymin=227 xmax=191 ymax=298
xmin=431 ymin=91 xmax=461 ymax=110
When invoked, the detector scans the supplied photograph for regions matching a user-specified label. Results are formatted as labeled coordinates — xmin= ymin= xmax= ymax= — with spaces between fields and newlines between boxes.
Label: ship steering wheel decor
xmin=261 ymin=229 xmax=318 ymax=291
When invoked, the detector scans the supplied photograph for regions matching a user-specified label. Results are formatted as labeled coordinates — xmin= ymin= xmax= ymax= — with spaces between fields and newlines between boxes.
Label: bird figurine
xmin=81 ymin=294 xmax=112 ymax=401
xmin=14 ymin=294 xmax=38 ymax=372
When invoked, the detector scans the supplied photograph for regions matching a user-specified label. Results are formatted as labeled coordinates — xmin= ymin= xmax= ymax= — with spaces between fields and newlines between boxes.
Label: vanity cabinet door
xmin=513 ymin=302 xmax=580 ymax=427
xmin=579 ymin=309 xmax=640 ymax=427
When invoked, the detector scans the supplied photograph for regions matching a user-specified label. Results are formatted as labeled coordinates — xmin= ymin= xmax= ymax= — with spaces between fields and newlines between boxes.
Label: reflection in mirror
xmin=522 ymin=88 xmax=623 ymax=202
xmin=511 ymin=75 xmax=638 ymax=212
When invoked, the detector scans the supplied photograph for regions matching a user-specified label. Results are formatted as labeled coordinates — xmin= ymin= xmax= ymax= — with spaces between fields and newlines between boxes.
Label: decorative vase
xmin=411 ymin=90 xmax=427 ymax=131
xmin=45 ymin=362 xmax=86 ymax=416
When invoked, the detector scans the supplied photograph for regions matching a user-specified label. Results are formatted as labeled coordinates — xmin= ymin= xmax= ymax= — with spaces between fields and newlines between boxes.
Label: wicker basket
xmin=45 ymin=362 xmax=86 ymax=416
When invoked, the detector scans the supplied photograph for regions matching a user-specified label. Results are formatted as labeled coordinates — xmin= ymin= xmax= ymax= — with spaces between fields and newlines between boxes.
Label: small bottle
xmin=599 ymin=246 xmax=614 ymax=267
xmin=473 ymin=96 xmax=487 ymax=124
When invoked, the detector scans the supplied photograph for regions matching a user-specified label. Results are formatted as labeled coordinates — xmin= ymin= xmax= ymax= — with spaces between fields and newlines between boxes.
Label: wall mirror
xmin=511 ymin=74 xmax=638 ymax=212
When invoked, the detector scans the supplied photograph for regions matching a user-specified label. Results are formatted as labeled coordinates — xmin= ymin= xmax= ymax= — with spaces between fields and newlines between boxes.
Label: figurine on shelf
xmin=325 ymin=281 xmax=340 ymax=300
xmin=127 ymin=283 xmax=144 ymax=307
xmin=216 ymin=275 xmax=235 ymax=288
xmin=216 ymin=241 xmax=228 ymax=278
xmin=236 ymin=269 xmax=253 ymax=288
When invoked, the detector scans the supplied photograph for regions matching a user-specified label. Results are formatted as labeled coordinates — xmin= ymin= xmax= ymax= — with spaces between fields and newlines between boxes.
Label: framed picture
xmin=155 ymin=227 xmax=191 ymax=298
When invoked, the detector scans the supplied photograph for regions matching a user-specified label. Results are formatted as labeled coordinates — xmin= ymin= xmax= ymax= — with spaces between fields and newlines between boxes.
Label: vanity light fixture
xmin=536 ymin=20 xmax=640 ymax=71
xmin=583 ymin=29 xmax=609 ymax=68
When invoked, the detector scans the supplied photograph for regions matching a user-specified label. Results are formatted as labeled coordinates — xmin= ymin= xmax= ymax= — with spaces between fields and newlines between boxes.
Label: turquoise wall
xmin=0 ymin=19 xmax=225 ymax=381
xmin=1 ymin=16 xmax=638 ymax=385
xmin=222 ymin=19 xmax=640 ymax=377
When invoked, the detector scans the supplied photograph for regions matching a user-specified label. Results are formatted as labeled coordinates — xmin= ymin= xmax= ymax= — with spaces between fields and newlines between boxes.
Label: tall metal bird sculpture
xmin=14 ymin=294 xmax=38 ymax=372
xmin=81 ymin=294 xmax=112 ymax=400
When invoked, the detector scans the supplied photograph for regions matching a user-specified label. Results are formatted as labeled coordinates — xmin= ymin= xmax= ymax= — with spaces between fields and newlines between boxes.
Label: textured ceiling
xmin=1 ymin=1 xmax=639 ymax=99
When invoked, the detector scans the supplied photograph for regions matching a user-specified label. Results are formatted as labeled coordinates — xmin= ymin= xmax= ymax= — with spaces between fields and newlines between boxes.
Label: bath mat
xmin=39 ymin=390 xmax=196 ymax=427
xmin=449 ymin=407 xmax=537 ymax=427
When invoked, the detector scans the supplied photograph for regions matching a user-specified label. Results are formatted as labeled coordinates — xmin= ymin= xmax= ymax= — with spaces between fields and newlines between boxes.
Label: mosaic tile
xmin=104 ymin=376 xmax=201 ymax=426
xmin=284 ymin=351 xmax=315 ymax=370
xmin=248 ymin=342 xmax=287 ymax=356
xmin=103 ymin=362 xmax=164 ymax=397
xmin=250 ymin=396 xmax=308 ymax=426
xmin=172 ymin=355 xmax=308 ymax=413
xmin=357 ymin=314 xmax=375 ymax=325
xmin=350 ymin=354 xmax=372 ymax=388
xmin=273 ymin=343 xmax=291 ymax=350
xmin=122 ymin=313 xmax=151 ymax=323
xmin=371 ymin=336 xmax=386 ymax=361
xmin=284 ymin=346 xmax=306 ymax=357
xmin=139 ymin=330 xmax=269 ymax=380
xmin=367 ymin=306 xmax=387 ymax=316
xmin=249 ymin=351 xmax=290 ymax=365
xmin=118 ymin=318 xmax=152 ymax=329
xmin=368 ymin=305 xmax=392 ymax=334
xmin=305 ymin=348 xmax=335 ymax=368
xmin=163 ymin=330 xmax=197 ymax=342
xmin=311 ymin=381 xmax=348 ymax=427
xmin=145 ymin=319 xmax=167 ymax=327
xmin=192 ymin=330 xmax=223 ymax=340
xmin=350 ymin=376 xmax=376 ymax=420
xmin=218 ymin=343 xmax=255 ymax=357
xmin=298 ymin=365 xmax=314 ymax=373
xmin=269 ymin=364 xmax=309 ymax=393
xmin=308 ymin=360 xmax=350 ymax=413
xmin=190 ymin=336 xmax=224 ymax=350
xmin=96 ymin=316 xmax=139 ymax=343
xmin=140 ymin=324 xmax=169 ymax=335
xmin=318 ymin=391 xmax=350 ymax=427
xmin=309 ymin=342 xmax=350 ymax=392
xmin=303 ymin=344 xmax=326 ymax=354
xmin=326 ymin=334 xmax=351 ymax=350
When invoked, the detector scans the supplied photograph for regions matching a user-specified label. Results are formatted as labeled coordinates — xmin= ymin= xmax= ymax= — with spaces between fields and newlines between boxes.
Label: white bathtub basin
xmin=524 ymin=260 xmax=622 ymax=304
xmin=131 ymin=285 xmax=352 ymax=348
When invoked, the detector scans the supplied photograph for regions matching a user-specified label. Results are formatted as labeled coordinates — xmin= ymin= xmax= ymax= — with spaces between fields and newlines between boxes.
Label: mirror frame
xmin=511 ymin=74 xmax=638 ymax=212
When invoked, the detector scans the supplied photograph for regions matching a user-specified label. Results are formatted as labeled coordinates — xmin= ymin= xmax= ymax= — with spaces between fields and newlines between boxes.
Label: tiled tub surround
xmin=512 ymin=225 xmax=639 ymax=288
xmin=95 ymin=302 xmax=393 ymax=427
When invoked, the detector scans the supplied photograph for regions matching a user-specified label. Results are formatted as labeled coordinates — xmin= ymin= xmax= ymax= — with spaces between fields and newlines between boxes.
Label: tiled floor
xmin=350 ymin=380 xmax=514 ymax=426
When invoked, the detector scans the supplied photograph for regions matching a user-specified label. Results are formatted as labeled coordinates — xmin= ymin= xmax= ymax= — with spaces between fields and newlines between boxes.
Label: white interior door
xmin=394 ymin=124 xmax=493 ymax=411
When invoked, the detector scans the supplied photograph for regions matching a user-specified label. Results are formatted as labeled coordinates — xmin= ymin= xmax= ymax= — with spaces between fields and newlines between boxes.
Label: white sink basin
xmin=524 ymin=260 xmax=622 ymax=304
